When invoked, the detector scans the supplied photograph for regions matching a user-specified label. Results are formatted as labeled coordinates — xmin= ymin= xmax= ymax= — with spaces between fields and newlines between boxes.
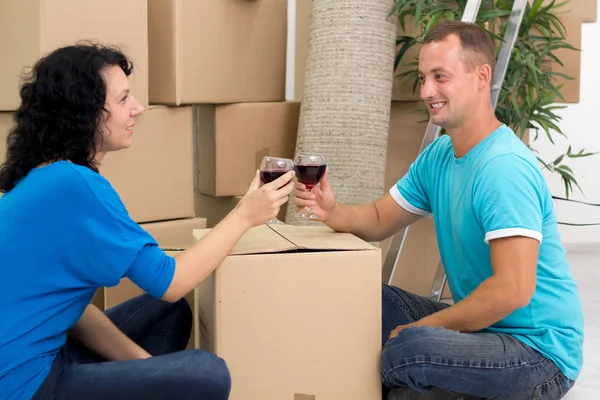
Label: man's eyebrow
xmin=418 ymin=67 xmax=449 ymax=75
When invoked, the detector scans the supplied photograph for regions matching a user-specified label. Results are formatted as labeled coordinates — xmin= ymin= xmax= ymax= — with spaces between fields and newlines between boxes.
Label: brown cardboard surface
xmin=270 ymin=224 xmax=376 ymax=251
xmin=582 ymin=0 xmax=597 ymax=22
xmin=380 ymin=101 xmax=442 ymax=294
xmin=194 ymin=193 xmax=288 ymax=228
xmin=192 ymin=225 xmax=377 ymax=255
xmin=0 ymin=0 xmax=148 ymax=111
xmin=294 ymin=0 xmax=312 ymax=100
xmin=0 ymin=113 xmax=13 ymax=165
xmin=148 ymin=0 xmax=287 ymax=105
xmin=141 ymin=217 xmax=207 ymax=247
xmin=550 ymin=0 xmax=582 ymax=103
xmin=197 ymin=102 xmax=300 ymax=197
xmin=172 ymin=225 xmax=382 ymax=400
xmin=194 ymin=224 xmax=297 ymax=255
xmin=195 ymin=194 xmax=243 ymax=228
xmin=100 ymin=106 xmax=194 ymax=223
xmin=104 ymin=278 xmax=144 ymax=310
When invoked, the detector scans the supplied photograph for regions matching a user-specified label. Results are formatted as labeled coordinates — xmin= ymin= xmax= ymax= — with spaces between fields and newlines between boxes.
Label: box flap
xmin=181 ymin=224 xmax=376 ymax=256
xmin=269 ymin=225 xmax=377 ymax=251
xmin=193 ymin=225 xmax=297 ymax=255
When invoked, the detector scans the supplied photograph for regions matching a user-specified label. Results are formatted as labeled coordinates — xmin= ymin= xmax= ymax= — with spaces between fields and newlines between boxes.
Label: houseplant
xmin=391 ymin=0 xmax=595 ymax=197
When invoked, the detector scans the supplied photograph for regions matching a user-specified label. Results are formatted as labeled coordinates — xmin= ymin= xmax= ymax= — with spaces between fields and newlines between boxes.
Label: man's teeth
xmin=431 ymin=102 xmax=446 ymax=109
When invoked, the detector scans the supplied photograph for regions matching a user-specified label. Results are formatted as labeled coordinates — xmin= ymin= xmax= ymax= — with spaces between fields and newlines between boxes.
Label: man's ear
xmin=477 ymin=64 xmax=493 ymax=90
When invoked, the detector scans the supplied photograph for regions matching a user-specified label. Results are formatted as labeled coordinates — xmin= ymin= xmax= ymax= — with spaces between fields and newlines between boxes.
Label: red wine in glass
xmin=260 ymin=169 xmax=289 ymax=184
xmin=258 ymin=156 xmax=294 ymax=224
xmin=293 ymin=152 xmax=327 ymax=219
xmin=294 ymin=164 xmax=326 ymax=190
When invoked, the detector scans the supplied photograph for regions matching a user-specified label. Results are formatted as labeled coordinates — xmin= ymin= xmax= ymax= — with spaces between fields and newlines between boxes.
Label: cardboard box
xmin=197 ymin=102 xmax=300 ymax=197
xmin=195 ymin=193 xmax=287 ymax=228
xmin=582 ymin=0 xmax=597 ymax=22
xmin=0 ymin=0 xmax=148 ymax=111
xmin=550 ymin=0 xmax=582 ymax=103
xmin=492 ymin=0 xmax=582 ymax=104
xmin=170 ymin=224 xmax=382 ymax=400
xmin=0 ymin=113 xmax=13 ymax=165
xmin=293 ymin=0 xmax=312 ymax=100
xmin=100 ymin=106 xmax=194 ymax=223
xmin=148 ymin=0 xmax=287 ymax=105
xmin=141 ymin=217 xmax=207 ymax=246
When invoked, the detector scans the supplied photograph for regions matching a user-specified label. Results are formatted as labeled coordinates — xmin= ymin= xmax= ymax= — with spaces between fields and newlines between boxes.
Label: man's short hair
xmin=424 ymin=21 xmax=496 ymax=76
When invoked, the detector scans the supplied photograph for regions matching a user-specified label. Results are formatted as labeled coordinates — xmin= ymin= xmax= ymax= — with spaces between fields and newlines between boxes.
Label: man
xmin=293 ymin=21 xmax=583 ymax=400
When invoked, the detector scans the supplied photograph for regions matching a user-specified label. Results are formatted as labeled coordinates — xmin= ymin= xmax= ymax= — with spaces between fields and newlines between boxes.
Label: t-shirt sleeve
xmin=68 ymin=166 xmax=175 ymax=299
xmin=473 ymin=154 xmax=545 ymax=244
xmin=389 ymin=145 xmax=433 ymax=217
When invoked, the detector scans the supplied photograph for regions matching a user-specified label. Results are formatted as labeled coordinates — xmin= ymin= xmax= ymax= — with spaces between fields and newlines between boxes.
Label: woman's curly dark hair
xmin=0 ymin=43 xmax=133 ymax=193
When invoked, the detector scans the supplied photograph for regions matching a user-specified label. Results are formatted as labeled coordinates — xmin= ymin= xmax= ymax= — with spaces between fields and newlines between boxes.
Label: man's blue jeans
xmin=382 ymin=284 xmax=574 ymax=399
xmin=33 ymin=294 xmax=231 ymax=400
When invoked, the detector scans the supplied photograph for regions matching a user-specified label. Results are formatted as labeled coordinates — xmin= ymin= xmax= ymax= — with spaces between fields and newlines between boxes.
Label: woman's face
xmin=97 ymin=65 xmax=144 ymax=156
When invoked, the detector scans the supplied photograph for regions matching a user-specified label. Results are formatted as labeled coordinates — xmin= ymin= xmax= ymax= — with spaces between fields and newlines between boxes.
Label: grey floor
xmin=563 ymin=246 xmax=599 ymax=399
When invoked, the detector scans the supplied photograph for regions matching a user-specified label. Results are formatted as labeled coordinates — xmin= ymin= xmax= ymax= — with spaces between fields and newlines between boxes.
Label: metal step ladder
xmin=385 ymin=0 xmax=528 ymax=301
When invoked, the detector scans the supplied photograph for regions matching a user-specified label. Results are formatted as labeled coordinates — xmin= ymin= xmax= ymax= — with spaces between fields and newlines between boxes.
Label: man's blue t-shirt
xmin=0 ymin=161 xmax=176 ymax=399
xmin=391 ymin=125 xmax=584 ymax=381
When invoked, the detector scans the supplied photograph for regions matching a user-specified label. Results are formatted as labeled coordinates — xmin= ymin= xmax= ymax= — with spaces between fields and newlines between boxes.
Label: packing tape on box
xmin=294 ymin=394 xmax=316 ymax=400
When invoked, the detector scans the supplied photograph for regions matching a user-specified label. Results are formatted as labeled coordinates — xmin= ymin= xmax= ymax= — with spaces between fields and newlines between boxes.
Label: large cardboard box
xmin=141 ymin=217 xmax=207 ymax=246
xmin=0 ymin=0 xmax=148 ymax=111
xmin=582 ymin=0 xmax=597 ymax=22
xmin=194 ymin=193 xmax=288 ymax=228
xmin=0 ymin=113 xmax=13 ymax=165
xmin=292 ymin=0 xmax=312 ymax=100
xmin=197 ymin=102 xmax=300 ymax=197
xmin=172 ymin=224 xmax=382 ymax=400
xmin=550 ymin=0 xmax=582 ymax=103
xmin=100 ymin=106 xmax=195 ymax=223
xmin=148 ymin=0 xmax=287 ymax=105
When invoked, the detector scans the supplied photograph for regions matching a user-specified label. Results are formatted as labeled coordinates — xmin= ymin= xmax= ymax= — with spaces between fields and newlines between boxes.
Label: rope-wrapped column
xmin=286 ymin=0 xmax=397 ymax=225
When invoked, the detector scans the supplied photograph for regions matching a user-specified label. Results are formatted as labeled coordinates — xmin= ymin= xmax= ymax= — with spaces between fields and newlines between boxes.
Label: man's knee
xmin=183 ymin=350 xmax=231 ymax=398
xmin=381 ymin=327 xmax=443 ymax=376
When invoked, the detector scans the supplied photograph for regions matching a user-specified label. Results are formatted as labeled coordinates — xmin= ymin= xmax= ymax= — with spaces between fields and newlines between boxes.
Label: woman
xmin=0 ymin=44 xmax=295 ymax=400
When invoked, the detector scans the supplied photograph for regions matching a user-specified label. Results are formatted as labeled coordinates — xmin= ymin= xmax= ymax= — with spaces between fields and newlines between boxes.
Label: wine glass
xmin=259 ymin=156 xmax=294 ymax=224
xmin=294 ymin=152 xmax=327 ymax=219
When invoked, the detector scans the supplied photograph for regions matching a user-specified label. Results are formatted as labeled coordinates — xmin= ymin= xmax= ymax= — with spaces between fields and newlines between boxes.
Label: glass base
xmin=300 ymin=213 xmax=320 ymax=220
xmin=300 ymin=207 xmax=320 ymax=220
xmin=266 ymin=218 xmax=285 ymax=225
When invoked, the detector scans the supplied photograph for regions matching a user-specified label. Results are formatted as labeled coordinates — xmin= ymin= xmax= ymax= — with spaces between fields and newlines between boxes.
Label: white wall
xmin=533 ymin=11 xmax=600 ymax=245
xmin=285 ymin=1 xmax=600 ymax=244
